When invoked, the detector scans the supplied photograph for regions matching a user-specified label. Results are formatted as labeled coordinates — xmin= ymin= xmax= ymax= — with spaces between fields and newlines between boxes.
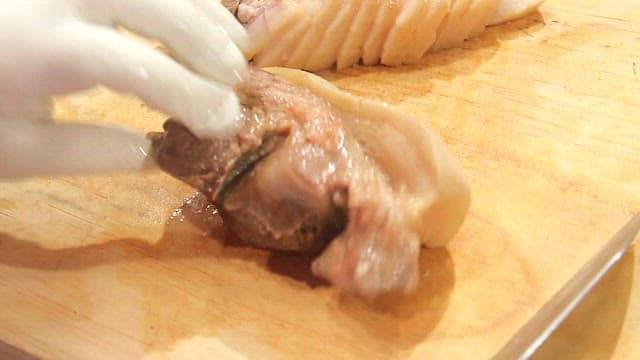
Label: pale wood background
xmin=1 ymin=0 xmax=639 ymax=358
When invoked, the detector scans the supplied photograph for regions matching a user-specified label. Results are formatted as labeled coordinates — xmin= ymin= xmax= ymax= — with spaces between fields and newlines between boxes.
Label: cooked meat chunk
xmin=151 ymin=69 xmax=349 ymax=252
xmin=150 ymin=68 xmax=471 ymax=298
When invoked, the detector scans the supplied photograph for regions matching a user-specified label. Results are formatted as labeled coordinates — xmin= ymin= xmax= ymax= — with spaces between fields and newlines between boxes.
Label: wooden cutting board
xmin=1 ymin=0 xmax=639 ymax=359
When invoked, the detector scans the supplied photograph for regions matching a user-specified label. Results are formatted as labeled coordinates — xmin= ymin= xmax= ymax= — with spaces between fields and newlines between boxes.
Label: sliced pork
xmin=150 ymin=68 xmax=470 ymax=298
xmin=221 ymin=0 xmax=543 ymax=70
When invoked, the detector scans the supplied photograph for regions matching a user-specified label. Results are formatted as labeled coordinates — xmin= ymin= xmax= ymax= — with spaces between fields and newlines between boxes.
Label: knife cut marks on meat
xmin=149 ymin=68 xmax=470 ymax=299
xmin=224 ymin=0 xmax=544 ymax=70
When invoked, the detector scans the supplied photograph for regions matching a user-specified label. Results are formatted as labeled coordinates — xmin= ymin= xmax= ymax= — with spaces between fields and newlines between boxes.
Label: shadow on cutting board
xmin=0 ymin=195 xmax=455 ymax=359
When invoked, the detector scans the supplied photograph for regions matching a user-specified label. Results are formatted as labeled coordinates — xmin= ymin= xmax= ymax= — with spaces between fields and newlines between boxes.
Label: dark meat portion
xmin=150 ymin=68 xmax=423 ymax=298
xmin=150 ymin=69 xmax=349 ymax=253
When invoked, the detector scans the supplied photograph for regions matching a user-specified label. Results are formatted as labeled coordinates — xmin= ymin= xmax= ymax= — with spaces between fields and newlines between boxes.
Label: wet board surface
xmin=1 ymin=0 xmax=639 ymax=359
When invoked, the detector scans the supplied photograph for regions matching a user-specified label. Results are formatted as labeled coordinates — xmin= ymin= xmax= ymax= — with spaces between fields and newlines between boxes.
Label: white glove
xmin=0 ymin=0 xmax=249 ymax=179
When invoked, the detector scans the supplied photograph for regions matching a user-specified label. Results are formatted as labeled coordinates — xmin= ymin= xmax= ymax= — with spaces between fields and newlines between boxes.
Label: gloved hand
xmin=0 ymin=0 xmax=249 ymax=178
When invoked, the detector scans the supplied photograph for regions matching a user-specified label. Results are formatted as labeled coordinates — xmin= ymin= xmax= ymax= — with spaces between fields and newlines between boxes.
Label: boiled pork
xmin=150 ymin=68 xmax=470 ymax=298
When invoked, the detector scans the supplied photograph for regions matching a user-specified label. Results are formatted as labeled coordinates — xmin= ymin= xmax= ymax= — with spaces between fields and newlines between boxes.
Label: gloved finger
xmin=77 ymin=0 xmax=248 ymax=85
xmin=55 ymin=21 xmax=242 ymax=138
xmin=0 ymin=120 xmax=153 ymax=179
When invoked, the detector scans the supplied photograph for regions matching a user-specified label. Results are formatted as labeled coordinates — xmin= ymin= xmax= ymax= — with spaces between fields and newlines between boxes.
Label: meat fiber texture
xmin=224 ymin=0 xmax=543 ymax=70
xmin=150 ymin=68 xmax=470 ymax=299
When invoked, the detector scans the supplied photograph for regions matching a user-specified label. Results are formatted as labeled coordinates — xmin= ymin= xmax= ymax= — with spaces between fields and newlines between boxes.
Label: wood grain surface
xmin=1 ymin=0 xmax=639 ymax=359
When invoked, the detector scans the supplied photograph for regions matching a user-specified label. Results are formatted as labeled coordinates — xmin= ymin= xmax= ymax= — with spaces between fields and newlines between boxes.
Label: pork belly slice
xmin=431 ymin=0 xmax=502 ymax=52
xmin=404 ymin=0 xmax=450 ymax=64
xmin=150 ymin=68 xmax=470 ymax=298
xmin=336 ymin=0 xmax=379 ymax=70
xmin=223 ymin=0 xmax=543 ymax=70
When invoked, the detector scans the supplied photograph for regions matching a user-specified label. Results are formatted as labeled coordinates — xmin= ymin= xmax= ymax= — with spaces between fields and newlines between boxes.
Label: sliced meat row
xmin=224 ymin=0 xmax=543 ymax=70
